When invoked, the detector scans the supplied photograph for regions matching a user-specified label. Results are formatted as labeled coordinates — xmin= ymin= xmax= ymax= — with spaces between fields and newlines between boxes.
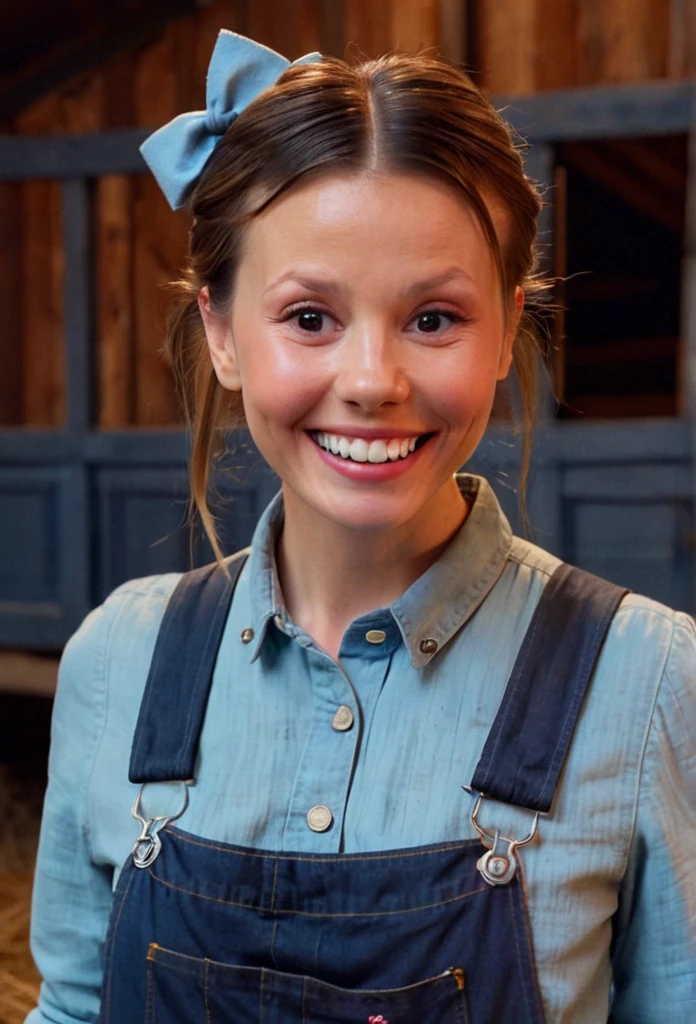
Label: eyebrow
xmin=262 ymin=266 xmax=477 ymax=298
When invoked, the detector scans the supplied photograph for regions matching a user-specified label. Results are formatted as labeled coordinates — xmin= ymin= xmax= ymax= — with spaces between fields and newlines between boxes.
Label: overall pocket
xmin=145 ymin=943 xmax=470 ymax=1024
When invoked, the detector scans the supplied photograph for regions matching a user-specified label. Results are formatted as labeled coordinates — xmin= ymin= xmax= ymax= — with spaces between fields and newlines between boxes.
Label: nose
xmin=333 ymin=322 xmax=410 ymax=411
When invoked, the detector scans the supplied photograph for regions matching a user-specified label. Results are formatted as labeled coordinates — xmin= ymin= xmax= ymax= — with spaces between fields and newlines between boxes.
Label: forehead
xmin=240 ymin=171 xmax=500 ymax=287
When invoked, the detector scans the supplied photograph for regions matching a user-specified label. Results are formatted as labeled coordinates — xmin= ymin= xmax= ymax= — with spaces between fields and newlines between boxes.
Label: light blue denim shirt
xmin=27 ymin=476 xmax=696 ymax=1023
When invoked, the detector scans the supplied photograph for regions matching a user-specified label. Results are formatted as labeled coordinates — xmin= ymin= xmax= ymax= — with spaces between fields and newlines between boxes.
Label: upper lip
xmin=308 ymin=426 xmax=431 ymax=439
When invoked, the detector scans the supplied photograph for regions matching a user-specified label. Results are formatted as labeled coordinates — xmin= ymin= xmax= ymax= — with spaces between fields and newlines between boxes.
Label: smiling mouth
xmin=309 ymin=430 xmax=434 ymax=464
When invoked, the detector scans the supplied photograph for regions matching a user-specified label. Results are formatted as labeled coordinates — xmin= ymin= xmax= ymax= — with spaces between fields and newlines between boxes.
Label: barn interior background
xmin=0 ymin=0 xmax=694 ymax=1019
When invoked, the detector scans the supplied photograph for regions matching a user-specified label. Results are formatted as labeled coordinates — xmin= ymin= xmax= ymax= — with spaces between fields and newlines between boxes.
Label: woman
xmin=27 ymin=30 xmax=695 ymax=1024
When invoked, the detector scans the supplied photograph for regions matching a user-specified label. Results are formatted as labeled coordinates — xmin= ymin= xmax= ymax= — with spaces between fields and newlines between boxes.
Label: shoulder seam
xmin=81 ymin=596 xmax=123 ymax=863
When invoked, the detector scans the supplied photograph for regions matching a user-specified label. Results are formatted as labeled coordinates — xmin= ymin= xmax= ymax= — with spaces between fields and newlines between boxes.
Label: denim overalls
xmin=98 ymin=557 xmax=626 ymax=1023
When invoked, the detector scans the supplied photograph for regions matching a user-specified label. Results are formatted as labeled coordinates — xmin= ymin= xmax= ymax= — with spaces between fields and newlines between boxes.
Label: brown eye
xmin=297 ymin=310 xmax=324 ymax=332
xmin=417 ymin=312 xmax=443 ymax=333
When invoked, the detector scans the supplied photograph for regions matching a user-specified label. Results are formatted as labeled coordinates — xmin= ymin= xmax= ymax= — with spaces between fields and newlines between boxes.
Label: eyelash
xmin=282 ymin=304 xmax=468 ymax=334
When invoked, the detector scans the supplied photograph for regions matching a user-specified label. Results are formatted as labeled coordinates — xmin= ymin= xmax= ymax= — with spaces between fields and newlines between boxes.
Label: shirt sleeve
xmin=25 ymin=596 xmax=121 ymax=1024
xmin=610 ymin=611 xmax=696 ymax=1023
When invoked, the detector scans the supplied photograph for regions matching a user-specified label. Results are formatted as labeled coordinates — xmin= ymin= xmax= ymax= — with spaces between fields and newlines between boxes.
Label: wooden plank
xmin=15 ymin=93 xmax=65 ymax=428
xmin=96 ymin=175 xmax=134 ymax=427
xmin=19 ymin=177 xmax=65 ymax=427
xmin=248 ymin=0 xmax=322 ymax=57
xmin=534 ymin=0 xmax=578 ymax=90
xmin=0 ymin=652 xmax=59 ymax=697
xmin=94 ymin=51 xmax=136 ymax=429
xmin=345 ymin=0 xmax=393 ymax=60
xmin=669 ymin=0 xmax=696 ymax=79
xmin=0 ymin=182 xmax=22 ymax=425
xmin=132 ymin=23 xmax=188 ymax=427
xmin=0 ymin=0 xmax=198 ymax=123
xmin=438 ymin=0 xmax=467 ymax=66
xmin=391 ymin=0 xmax=439 ymax=52
xmin=578 ymin=0 xmax=669 ymax=85
xmin=474 ymin=0 xmax=536 ymax=94
xmin=318 ymin=0 xmax=347 ymax=57
xmin=62 ymin=179 xmax=94 ymax=434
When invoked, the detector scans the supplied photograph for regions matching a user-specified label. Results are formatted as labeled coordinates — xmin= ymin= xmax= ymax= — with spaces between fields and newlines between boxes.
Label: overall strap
xmin=129 ymin=553 xmax=248 ymax=784
xmin=470 ymin=563 xmax=628 ymax=813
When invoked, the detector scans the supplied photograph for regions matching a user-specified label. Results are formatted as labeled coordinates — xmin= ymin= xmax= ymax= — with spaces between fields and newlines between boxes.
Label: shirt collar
xmin=242 ymin=474 xmax=512 ymax=666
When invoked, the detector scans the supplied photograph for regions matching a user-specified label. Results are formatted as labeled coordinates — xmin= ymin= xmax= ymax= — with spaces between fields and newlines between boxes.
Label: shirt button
xmin=331 ymin=705 xmax=354 ymax=732
xmin=240 ymin=627 xmax=255 ymax=644
xmin=307 ymin=805 xmax=333 ymax=833
xmin=365 ymin=629 xmax=387 ymax=644
xmin=419 ymin=637 xmax=438 ymax=655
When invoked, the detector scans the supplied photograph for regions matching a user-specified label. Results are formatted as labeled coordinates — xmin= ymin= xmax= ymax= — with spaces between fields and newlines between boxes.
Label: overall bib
xmin=98 ymin=559 xmax=625 ymax=1024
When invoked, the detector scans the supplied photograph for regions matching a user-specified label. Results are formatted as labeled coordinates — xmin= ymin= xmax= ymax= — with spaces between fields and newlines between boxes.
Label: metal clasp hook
xmin=464 ymin=787 xmax=540 ymax=887
xmin=131 ymin=781 xmax=190 ymax=869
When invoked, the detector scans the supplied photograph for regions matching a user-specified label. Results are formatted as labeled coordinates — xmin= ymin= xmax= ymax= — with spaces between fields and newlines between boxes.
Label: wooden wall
xmin=0 ymin=0 xmax=693 ymax=429
xmin=475 ymin=0 xmax=695 ymax=94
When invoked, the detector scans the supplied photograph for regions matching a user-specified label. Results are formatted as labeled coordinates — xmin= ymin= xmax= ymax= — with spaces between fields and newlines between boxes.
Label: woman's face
xmin=201 ymin=171 xmax=520 ymax=536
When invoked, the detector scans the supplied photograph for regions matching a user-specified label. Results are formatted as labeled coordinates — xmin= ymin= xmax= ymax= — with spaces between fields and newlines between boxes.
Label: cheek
xmin=429 ymin=342 xmax=503 ymax=423
xmin=237 ymin=337 xmax=329 ymax=428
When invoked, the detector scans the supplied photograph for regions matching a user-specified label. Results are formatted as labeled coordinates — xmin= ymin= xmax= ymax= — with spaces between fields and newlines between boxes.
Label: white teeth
xmin=386 ymin=439 xmax=401 ymax=461
xmin=348 ymin=438 xmax=369 ymax=462
xmin=367 ymin=440 xmax=388 ymax=463
xmin=313 ymin=431 xmax=424 ymax=463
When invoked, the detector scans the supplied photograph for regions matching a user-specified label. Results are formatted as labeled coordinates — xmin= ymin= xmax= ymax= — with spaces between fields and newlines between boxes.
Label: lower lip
xmin=309 ymin=435 xmax=432 ymax=482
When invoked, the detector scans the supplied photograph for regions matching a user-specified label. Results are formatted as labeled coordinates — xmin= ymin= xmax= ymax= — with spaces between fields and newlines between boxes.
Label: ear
xmin=198 ymin=287 xmax=242 ymax=391
xmin=497 ymin=285 xmax=524 ymax=380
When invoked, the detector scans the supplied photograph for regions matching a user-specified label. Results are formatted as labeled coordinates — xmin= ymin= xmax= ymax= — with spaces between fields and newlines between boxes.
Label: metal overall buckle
xmin=465 ymin=788 xmax=540 ymax=887
xmin=130 ymin=781 xmax=190 ymax=869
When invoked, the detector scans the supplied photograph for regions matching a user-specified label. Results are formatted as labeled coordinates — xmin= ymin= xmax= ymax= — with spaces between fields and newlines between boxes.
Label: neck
xmin=276 ymin=477 xmax=468 ymax=658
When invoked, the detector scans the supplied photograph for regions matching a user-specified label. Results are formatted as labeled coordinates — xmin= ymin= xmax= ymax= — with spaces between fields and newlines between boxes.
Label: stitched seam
xmin=146 ymin=958 xmax=155 ymax=1024
xmin=130 ymin=581 xmax=189 ymax=772
xmin=269 ymin=856 xmax=280 ymax=969
xmin=177 ymin=572 xmax=233 ymax=776
xmin=163 ymin=826 xmax=478 ymax=861
xmin=534 ymin=609 xmax=604 ymax=807
xmin=146 ymin=868 xmax=487 ymax=917
xmin=516 ymin=856 xmax=545 ymax=1022
xmin=204 ymin=958 xmax=212 ymax=1024
xmin=102 ymin=868 xmax=136 ymax=1023
xmin=83 ymin=593 xmax=126 ymax=861
xmin=477 ymin=590 xmax=544 ymax=790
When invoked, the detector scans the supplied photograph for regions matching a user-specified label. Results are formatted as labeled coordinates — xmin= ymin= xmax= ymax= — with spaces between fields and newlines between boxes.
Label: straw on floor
xmin=0 ymin=764 xmax=41 ymax=1024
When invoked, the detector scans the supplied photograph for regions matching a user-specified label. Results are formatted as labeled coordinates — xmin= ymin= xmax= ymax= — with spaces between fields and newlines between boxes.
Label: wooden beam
xmin=0 ymin=130 xmax=149 ymax=181
xmin=0 ymin=0 xmax=201 ymax=122
xmin=0 ymin=652 xmax=58 ymax=697
xmin=495 ymin=81 xmax=695 ymax=142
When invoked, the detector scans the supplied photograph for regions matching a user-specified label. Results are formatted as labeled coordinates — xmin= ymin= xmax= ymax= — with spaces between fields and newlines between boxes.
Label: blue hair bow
xmin=140 ymin=30 xmax=322 ymax=210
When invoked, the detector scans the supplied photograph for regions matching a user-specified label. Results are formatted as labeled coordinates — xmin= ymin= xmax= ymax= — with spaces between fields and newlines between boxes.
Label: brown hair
xmin=166 ymin=51 xmax=546 ymax=558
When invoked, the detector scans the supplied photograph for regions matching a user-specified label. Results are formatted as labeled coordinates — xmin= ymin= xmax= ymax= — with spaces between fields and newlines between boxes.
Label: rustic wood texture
xmin=6 ymin=0 xmax=692 ymax=429
xmin=0 ymin=181 xmax=22 ymax=425
xmin=475 ymin=0 xmax=677 ymax=94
